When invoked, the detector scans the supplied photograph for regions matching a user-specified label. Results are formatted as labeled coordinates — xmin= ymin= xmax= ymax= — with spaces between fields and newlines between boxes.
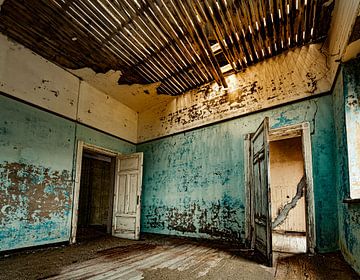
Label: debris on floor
xmin=0 ymin=234 xmax=358 ymax=280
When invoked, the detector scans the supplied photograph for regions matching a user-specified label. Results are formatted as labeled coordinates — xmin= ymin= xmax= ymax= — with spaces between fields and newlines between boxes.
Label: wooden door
xmin=251 ymin=117 xmax=272 ymax=266
xmin=112 ymin=153 xmax=143 ymax=240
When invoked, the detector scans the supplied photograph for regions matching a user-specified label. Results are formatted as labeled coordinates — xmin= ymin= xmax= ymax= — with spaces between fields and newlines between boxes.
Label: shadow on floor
xmin=0 ymin=233 xmax=358 ymax=280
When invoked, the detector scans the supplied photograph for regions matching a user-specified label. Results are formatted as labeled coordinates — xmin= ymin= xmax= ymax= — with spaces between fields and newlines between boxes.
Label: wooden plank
xmin=0 ymin=0 xmax=335 ymax=97
xmin=70 ymin=141 xmax=84 ymax=244
xmin=151 ymin=0 xmax=212 ymax=82
xmin=301 ymin=122 xmax=316 ymax=254
xmin=171 ymin=0 xmax=226 ymax=87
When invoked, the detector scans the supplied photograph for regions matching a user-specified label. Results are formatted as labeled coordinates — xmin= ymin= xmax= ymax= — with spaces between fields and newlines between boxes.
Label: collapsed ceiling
xmin=0 ymin=0 xmax=333 ymax=96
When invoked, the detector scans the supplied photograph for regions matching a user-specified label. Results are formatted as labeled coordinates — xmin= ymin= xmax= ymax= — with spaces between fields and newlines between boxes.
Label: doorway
xmin=70 ymin=141 xmax=144 ymax=244
xmin=76 ymin=150 xmax=115 ymax=241
xmin=246 ymin=120 xmax=315 ymax=266
xmin=269 ymin=137 xmax=306 ymax=253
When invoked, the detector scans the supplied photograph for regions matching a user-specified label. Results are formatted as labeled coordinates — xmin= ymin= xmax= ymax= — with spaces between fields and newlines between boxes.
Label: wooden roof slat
xmin=171 ymin=0 xmax=227 ymax=87
xmin=0 ymin=0 xmax=334 ymax=95
xmin=119 ymin=0 xmax=208 ymax=92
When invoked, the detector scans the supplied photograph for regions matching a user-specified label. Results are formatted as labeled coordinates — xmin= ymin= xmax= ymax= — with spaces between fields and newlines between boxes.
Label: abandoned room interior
xmin=0 ymin=0 xmax=360 ymax=279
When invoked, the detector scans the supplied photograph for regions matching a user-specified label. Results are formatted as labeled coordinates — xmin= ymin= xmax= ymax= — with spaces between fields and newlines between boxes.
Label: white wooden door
xmin=112 ymin=153 xmax=143 ymax=240
xmin=251 ymin=117 xmax=272 ymax=266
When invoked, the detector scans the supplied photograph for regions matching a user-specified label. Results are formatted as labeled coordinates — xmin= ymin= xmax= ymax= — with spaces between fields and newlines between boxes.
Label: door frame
xmin=70 ymin=140 xmax=119 ymax=244
xmin=245 ymin=122 xmax=316 ymax=254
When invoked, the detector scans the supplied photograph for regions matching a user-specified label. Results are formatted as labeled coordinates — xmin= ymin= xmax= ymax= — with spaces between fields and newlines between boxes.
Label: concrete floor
xmin=0 ymin=231 xmax=359 ymax=280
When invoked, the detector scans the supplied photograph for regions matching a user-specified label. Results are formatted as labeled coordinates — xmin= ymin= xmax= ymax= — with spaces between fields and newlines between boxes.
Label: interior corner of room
xmin=1 ymin=0 xmax=360 ymax=279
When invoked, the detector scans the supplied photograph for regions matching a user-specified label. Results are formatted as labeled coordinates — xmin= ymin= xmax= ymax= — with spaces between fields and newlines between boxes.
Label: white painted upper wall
xmin=137 ymin=1 xmax=360 ymax=143
xmin=0 ymin=34 xmax=138 ymax=143
xmin=1 ymin=1 xmax=360 ymax=144
xmin=138 ymin=44 xmax=332 ymax=142
xmin=326 ymin=0 xmax=360 ymax=79
xmin=78 ymin=82 xmax=138 ymax=143
xmin=0 ymin=34 xmax=79 ymax=119
xmin=70 ymin=68 xmax=174 ymax=113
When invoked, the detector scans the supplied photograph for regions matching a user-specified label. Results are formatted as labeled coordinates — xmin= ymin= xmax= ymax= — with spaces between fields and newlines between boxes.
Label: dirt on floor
xmin=0 ymin=230 xmax=359 ymax=280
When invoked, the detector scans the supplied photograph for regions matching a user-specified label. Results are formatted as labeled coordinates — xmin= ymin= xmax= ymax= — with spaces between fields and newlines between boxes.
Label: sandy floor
xmin=0 ymin=231 xmax=358 ymax=280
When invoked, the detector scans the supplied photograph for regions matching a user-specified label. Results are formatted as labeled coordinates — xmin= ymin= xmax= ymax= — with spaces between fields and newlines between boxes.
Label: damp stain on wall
xmin=158 ymin=71 xmax=320 ymax=130
xmin=0 ymin=162 xmax=72 ymax=223
xmin=0 ymin=162 xmax=72 ymax=251
xmin=333 ymin=58 xmax=360 ymax=275
xmin=138 ymin=95 xmax=338 ymax=251
xmin=143 ymin=197 xmax=244 ymax=242
xmin=0 ymin=94 xmax=136 ymax=251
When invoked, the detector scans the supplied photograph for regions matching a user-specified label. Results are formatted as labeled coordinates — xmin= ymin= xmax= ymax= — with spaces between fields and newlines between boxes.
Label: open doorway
xmin=76 ymin=150 xmax=115 ymax=241
xmin=246 ymin=121 xmax=315 ymax=266
xmin=70 ymin=141 xmax=144 ymax=244
xmin=269 ymin=137 xmax=306 ymax=253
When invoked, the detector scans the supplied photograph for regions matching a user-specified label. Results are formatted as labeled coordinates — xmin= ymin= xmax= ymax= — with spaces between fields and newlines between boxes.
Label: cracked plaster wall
xmin=270 ymin=139 xmax=306 ymax=232
xmin=138 ymin=44 xmax=332 ymax=142
xmin=333 ymin=58 xmax=360 ymax=274
xmin=137 ymin=94 xmax=339 ymax=252
xmin=0 ymin=34 xmax=138 ymax=143
xmin=0 ymin=95 xmax=135 ymax=251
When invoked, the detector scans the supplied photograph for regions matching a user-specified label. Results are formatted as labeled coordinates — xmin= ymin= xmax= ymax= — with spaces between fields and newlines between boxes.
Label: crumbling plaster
xmin=137 ymin=95 xmax=339 ymax=251
xmin=333 ymin=59 xmax=360 ymax=275
xmin=138 ymin=43 xmax=332 ymax=142
xmin=0 ymin=34 xmax=138 ymax=143
xmin=69 ymin=68 xmax=174 ymax=113
xmin=0 ymin=94 xmax=136 ymax=251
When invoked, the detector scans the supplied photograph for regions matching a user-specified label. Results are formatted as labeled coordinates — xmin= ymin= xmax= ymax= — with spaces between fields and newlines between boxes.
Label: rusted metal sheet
xmin=0 ymin=0 xmax=333 ymax=96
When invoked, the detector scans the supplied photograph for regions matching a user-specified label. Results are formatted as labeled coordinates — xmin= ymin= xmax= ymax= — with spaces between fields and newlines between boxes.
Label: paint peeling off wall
xmin=0 ymin=163 xmax=72 ymax=251
xmin=0 ymin=34 xmax=79 ymax=119
xmin=344 ymin=58 xmax=360 ymax=199
xmin=138 ymin=44 xmax=332 ymax=142
xmin=77 ymin=82 xmax=138 ymax=143
xmin=0 ymin=94 xmax=75 ymax=251
xmin=137 ymin=95 xmax=338 ymax=251
xmin=0 ymin=94 xmax=136 ymax=251
xmin=333 ymin=58 xmax=360 ymax=274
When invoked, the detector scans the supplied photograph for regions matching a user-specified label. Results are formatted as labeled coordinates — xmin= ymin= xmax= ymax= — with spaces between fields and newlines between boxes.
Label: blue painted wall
xmin=333 ymin=59 xmax=360 ymax=274
xmin=137 ymin=95 xmax=339 ymax=252
xmin=0 ymin=94 xmax=135 ymax=251
xmin=0 ymin=92 xmax=341 ymax=254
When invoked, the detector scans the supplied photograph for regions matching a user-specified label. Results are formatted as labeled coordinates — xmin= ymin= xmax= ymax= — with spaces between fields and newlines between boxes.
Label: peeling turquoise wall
xmin=333 ymin=59 xmax=360 ymax=274
xmin=0 ymin=94 xmax=135 ymax=251
xmin=75 ymin=124 xmax=135 ymax=154
xmin=0 ymin=92 xmax=341 ymax=253
xmin=137 ymin=95 xmax=338 ymax=252
xmin=0 ymin=94 xmax=75 ymax=251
